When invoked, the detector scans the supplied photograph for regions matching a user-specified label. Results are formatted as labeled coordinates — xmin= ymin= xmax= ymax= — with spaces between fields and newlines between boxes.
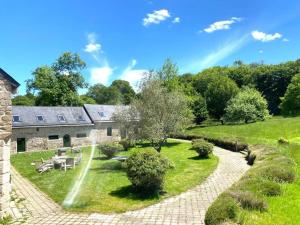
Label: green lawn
xmin=11 ymin=140 xmax=218 ymax=213
xmin=188 ymin=116 xmax=300 ymax=225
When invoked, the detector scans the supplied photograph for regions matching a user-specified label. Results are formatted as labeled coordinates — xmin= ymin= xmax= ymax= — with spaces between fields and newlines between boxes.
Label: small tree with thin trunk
xmin=134 ymin=79 xmax=193 ymax=152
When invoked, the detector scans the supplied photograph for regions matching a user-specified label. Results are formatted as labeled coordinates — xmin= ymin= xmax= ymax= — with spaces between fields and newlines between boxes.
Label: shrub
xmin=123 ymin=149 xmax=173 ymax=193
xmin=192 ymin=95 xmax=209 ymax=124
xmin=205 ymin=193 xmax=239 ymax=225
xmin=230 ymin=191 xmax=267 ymax=211
xmin=98 ymin=143 xmax=123 ymax=159
xmin=119 ymin=139 xmax=135 ymax=151
xmin=191 ymin=139 xmax=213 ymax=158
xmin=256 ymin=164 xmax=296 ymax=183
xmin=236 ymin=177 xmax=282 ymax=196
xmin=224 ymin=87 xmax=269 ymax=123
xmin=278 ymin=137 xmax=289 ymax=145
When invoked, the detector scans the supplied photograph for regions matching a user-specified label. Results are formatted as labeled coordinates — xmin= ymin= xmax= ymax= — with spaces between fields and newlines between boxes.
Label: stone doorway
xmin=63 ymin=134 xmax=71 ymax=147
xmin=16 ymin=138 xmax=26 ymax=153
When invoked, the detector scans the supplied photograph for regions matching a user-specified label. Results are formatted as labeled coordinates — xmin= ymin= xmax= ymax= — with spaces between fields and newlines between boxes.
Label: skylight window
xmin=36 ymin=115 xmax=44 ymax=122
xmin=99 ymin=112 xmax=105 ymax=117
xmin=13 ymin=115 xmax=21 ymax=122
xmin=57 ymin=115 xmax=66 ymax=122
xmin=77 ymin=115 xmax=85 ymax=121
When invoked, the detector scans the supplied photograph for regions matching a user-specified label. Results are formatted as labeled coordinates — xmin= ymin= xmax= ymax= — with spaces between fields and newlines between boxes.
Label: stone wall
xmin=11 ymin=126 xmax=93 ymax=153
xmin=90 ymin=122 xmax=121 ymax=144
xmin=0 ymin=74 xmax=13 ymax=216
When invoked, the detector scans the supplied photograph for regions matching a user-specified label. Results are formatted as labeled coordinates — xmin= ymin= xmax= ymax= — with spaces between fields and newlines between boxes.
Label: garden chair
xmin=71 ymin=147 xmax=81 ymax=154
xmin=75 ymin=153 xmax=82 ymax=165
xmin=61 ymin=157 xmax=75 ymax=172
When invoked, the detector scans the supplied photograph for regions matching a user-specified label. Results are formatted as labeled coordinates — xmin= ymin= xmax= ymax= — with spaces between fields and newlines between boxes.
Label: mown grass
xmin=11 ymin=140 xmax=218 ymax=213
xmin=188 ymin=116 xmax=300 ymax=225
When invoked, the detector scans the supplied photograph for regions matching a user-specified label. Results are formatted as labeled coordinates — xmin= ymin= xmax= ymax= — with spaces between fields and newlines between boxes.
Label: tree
xmin=111 ymin=80 xmax=136 ymax=104
xmin=192 ymin=95 xmax=209 ymax=124
xmin=26 ymin=52 xmax=87 ymax=106
xmin=280 ymin=73 xmax=300 ymax=116
xmin=79 ymin=95 xmax=96 ymax=105
xmin=224 ymin=87 xmax=269 ymax=123
xmin=86 ymin=84 xmax=121 ymax=105
xmin=205 ymin=76 xmax=239 ymax=119
xmin=156 ymin=59 xmax=181 ymax=91
xmin=12 ymin=93 xmax=36 ymax=106
xmin=134 ymin=80 xmax=193 ymax=152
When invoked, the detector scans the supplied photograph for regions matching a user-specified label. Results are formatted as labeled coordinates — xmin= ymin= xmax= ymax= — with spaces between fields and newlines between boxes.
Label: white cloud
xmin=172 ymin=17 xmax=180 ymax=24
xmin=251 ymin=30 xmax=282 ymax=42
xmin=90 ymin=66 xmax=113 ymax=85
xmin=143 ymin=9 xmax=171 ymax=26
xmin=120 ymin=59 xmax=148 ymax=90
xmin=283 ymin=38 xmax=289 ymax=42
xmin=203 ymin=17 xmax=242 ymax=33
xmin=84 ymin=33 xmax=101 ymax=53
xmin=259 ymin=50 xmax=264 ymax=54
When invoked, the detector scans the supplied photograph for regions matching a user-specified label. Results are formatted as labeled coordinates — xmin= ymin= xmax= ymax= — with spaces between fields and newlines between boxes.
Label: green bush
xmin=191 ymin=139 xmax=214 ymax=158
xmin=98 ymin=143 xmax=123 ymax=159
xmin=230 ymin=191 xmax=267 ymax=211
xmin=256 ymin=164 xmax=296 ymax=183
xmin=123 ymin=149 xmax=173 ymax=193
xmin=278 ymin=137 xmax=289 ymax=145
xmin=119 ymin=139 xmax=135 ymax=151
xmin=205 ymin=193 xmax=239 ymax=225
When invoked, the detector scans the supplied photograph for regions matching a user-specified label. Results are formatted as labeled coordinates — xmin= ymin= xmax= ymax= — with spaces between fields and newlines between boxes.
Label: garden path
xmin=10 ymin=145 xmax=250 ymax=225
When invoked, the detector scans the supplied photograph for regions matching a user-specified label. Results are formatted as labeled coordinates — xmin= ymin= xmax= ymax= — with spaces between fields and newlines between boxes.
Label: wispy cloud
xmin=143 ymin=9 xmax=171 ymax=26
xmin=203 ymin=17 xmax=242 ymax=33
xmin=90 ymin=61 xmax=114 ymax=85
xmin=283 ymin=38 xmax=289 ymax=42
xmin=186 ymin=34 xmax=249 ymax=72
xmin=120 ymin=59 xmax=148 ymax=90
xmin=84 ymin=33 xmax=101 ymax=53
xmin=172 ymin=17 xmax=180 ymax=24
xmin=251 ymin=30 xmax=282 ymax=42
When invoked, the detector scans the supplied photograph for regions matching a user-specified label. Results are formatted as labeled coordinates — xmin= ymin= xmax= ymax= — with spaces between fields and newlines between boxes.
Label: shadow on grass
xmin=89 ymin=161 xmax=123 ymax=173
xmin=93 ymin=156 xmax=108 ymax=160
xmin=110 ymin=185 xmax=161 ymax=201
xmin=188 ymin=155 xmax=210 ymax=160
xmin=136 ymin=141 xmax=180 ymax=149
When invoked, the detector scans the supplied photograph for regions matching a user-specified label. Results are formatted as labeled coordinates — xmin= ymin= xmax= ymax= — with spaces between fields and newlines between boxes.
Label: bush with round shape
xmin=119 ymin=139 xmax=135 ymax=151
xmin=191 ymin=139 xmax=214 ymax=158
xmin=98 ymin=143 xmax=123 ymax=159
xmin=256 ymin=164 xmax=296 ymax=183
xmin=205 ymin=193 xmax=239 ymax=225
xmin=123 ymin=149 xmax=173 ymax=193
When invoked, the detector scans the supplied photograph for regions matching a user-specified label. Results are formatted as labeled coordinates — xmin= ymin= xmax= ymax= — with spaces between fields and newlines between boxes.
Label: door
xmin=63 ymin=134 xmax=71 ymax=147
xmin=17 ymin=138 xmax=26 ymax=153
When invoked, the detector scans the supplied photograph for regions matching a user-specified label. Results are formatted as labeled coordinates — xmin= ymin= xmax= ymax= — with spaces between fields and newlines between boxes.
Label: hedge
xmin=170 ymin=133 xmax=248 ymax=152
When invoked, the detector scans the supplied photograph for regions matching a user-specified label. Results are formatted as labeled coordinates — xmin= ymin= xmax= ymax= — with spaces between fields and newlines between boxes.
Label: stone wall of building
xmin=11 ymin=126 xmax=93 ymax=153
xmin=0 ymin=74 xmax=13 ymax=216
xmin=91 ymin=122 xmax=121 ymax=144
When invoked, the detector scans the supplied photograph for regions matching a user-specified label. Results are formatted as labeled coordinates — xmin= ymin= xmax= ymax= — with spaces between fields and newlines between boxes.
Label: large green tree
xmin=27 ymin=52 xmax=87 ymax=106
xmin=12 ymin=93 xmax=36 ymax=106
xmin=205 ymin=76 xmax=239 ymax=119
xmin=280 ymin=73 xmax=300 ymax=116
xmin=224 ymin=87 xmax=269 ymax=123
xmin=111 ymin=80 xmax=136 ymax=104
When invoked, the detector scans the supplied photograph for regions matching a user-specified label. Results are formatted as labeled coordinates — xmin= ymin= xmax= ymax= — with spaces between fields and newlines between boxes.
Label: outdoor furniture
xmin=75 ymin=153 xmax=82 ymax=165
xmin=61 ymin=157 xmax=75 ymax=172
xmin=71 ymin=147 xmax=82 ymax=154
xmin=33 ymin=159 xmax=54 ymax=173
xmin=111 ymin=156 xmax=128 ymax=162
xmin=57 ymin=147 xmax=69 ymax=156
xmin=52 ymin=155 xmax=67 ymax=169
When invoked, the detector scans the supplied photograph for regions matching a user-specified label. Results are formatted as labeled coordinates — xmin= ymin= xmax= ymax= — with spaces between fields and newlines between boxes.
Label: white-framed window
xmin=57 ymin=114 xmax=66 ymax=122
xmin=13 ymin=115 xmax=21 ymax=122
xmin=36 ymin=115 xmax=44 ymax=122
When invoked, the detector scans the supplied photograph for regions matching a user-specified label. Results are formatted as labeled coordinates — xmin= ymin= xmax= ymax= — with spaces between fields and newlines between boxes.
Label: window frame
xmin=57 ymin=114 xmax=66 ymax=122
xmin=48 ymin=135 xmax=59 ymax=140
xmin=76 ymin=133 xmax=87 ymax=138
xmin=36 ymin=115 xmax=45 ymax=122
xmin=107 ymin=127 xmax=112 ymax=136
xmin=13 ymin=115 xmax=21 ymax=122
xmin=99 ymin=112 xmax=105 ymax=117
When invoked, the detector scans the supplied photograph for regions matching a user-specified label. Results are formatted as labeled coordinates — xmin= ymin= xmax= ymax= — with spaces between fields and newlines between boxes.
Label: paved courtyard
xmin=10 ymin=146 xmax=250 ymax=225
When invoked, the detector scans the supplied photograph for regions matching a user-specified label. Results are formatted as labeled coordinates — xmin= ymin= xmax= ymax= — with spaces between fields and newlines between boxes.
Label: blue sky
xmin=1 ymin=0 xmax=300 ymax=94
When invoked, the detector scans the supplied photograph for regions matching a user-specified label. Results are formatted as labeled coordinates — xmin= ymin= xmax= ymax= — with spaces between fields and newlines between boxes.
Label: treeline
xmin=13 ymin=52 xmax=300 ymax=122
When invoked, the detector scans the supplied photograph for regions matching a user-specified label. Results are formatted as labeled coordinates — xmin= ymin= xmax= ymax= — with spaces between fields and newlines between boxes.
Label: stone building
xmin=0 ymin=68 xmax=20 ymax=217
xmin=11 ymin=104 xmax=126 ymax=153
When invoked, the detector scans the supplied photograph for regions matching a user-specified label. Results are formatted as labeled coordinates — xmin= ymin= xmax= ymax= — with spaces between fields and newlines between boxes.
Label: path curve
xmin=11 ymin=146 xmax=250 ymax=225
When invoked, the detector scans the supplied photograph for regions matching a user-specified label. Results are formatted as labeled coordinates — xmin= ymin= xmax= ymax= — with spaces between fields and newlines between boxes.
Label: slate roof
xmin=12 ymin=106 xmax=93 ymax=128
xmin=0 ymin=68 xmax=20 ymax=88
xmin=83 ymin=104 xmax=128 ymax=122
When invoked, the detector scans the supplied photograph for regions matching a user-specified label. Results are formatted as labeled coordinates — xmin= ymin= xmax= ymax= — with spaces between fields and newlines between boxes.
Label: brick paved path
xmin=11 ymin=146 xmax=250 ymax=225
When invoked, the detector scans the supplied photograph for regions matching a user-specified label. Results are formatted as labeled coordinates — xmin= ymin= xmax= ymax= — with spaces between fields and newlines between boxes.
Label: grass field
xmin=11 ymin=140 xmax=218 ymax=213
xmin=188 ymin=116 xmax=300 ymax=225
